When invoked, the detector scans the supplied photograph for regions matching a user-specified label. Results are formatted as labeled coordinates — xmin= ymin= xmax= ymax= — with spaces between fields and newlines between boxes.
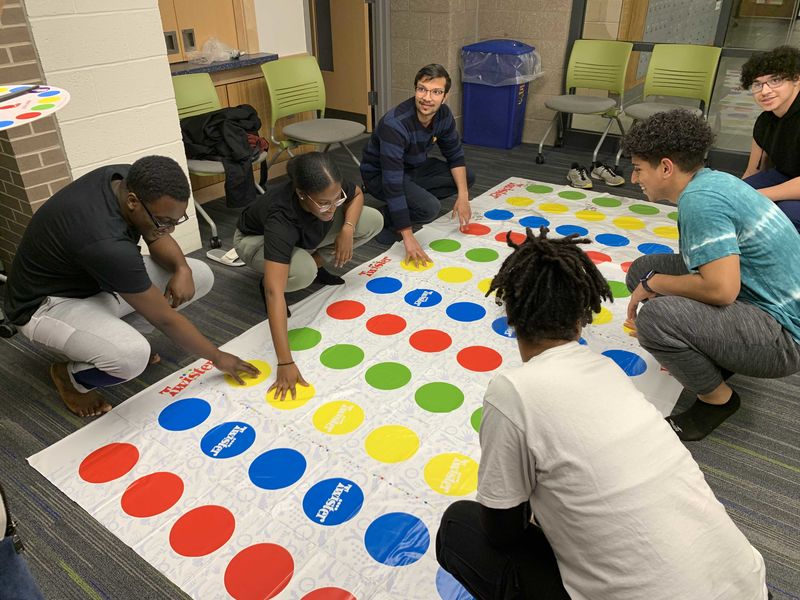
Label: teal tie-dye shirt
xmin=678 ymin=168 xmax=800 ymax=343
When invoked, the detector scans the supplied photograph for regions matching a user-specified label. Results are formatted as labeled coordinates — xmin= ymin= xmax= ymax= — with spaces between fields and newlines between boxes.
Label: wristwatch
xmin=640 ymin=269 xmax=657 ymax=293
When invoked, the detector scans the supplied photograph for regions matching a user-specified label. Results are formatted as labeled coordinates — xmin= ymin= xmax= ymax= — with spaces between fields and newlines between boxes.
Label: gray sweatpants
xmin=18 ymin=257 xmax=213 ymax=393
xmin=626 ymin=254 xmax=800 ymax=394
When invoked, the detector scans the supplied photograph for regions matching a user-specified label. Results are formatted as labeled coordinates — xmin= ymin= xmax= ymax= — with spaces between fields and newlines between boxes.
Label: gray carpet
xmin=0 ymin=139 xmax=798 ymax=599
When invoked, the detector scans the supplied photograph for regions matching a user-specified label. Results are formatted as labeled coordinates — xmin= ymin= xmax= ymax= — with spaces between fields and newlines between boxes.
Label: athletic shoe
xmin=590 ymin=162 xmax=625 ymax=186
xmin=566 ymin=163 xmax=593 ymax=189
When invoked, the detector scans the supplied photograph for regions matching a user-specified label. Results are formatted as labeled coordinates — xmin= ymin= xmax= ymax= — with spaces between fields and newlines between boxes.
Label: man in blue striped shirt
xmin=361 ymin=64 xmax=475 ymax=266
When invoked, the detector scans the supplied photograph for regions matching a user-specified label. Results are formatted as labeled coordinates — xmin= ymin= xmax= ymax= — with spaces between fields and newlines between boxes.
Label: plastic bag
xmin=187 ymin=37 xmax=241 ymax=65
xmin=461 ymin=41 xmax=543 ymax=87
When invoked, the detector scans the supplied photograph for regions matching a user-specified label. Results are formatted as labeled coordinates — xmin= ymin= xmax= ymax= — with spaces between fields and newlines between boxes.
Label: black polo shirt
xmin=753 ymin=90 xmax=800 ymax=177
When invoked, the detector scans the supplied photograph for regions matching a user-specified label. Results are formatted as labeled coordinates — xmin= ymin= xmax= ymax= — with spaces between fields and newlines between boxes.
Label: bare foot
xmin=149 ymin=353 xmax=161 ymax=365
xmin=49 ymin=362 xmax=112 ymax=417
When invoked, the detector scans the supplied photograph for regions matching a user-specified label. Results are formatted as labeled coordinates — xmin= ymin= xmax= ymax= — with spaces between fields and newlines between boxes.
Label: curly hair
xmin=415 ymin=64 xmax=452 ymax=93
xmin=287 ymin=152 xmax=342 ymax=195
xmin=127 ymin=156 xmax=190 ymax=204
xmin=740 ymin=45 xmax=800 ymax=90
xmin=487 ymin=227 xmax=612 ymax=343
xmin=621 ymin=109 xmax=715 ymax=171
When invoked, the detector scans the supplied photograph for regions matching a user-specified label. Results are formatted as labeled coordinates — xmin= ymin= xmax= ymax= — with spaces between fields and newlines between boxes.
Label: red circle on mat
xmin=0 ymin=104 xmax=17 ymax=110
xmin=16 ymin=111 xmax=41 ymax=119
xmin=495 ymin=231 xmax=526 ymax=245
xmin=463 ymin=223 xmax=491 ymax=236
xmin=457 ymin=346 xmax=503 ymax=372
xmin=302 ymin=588 xmax=357 ymax=600
xmin=366 ymin=313 xmax=406 ymax=335
xmin=620 ymin=261 xmax=632 ymax=273
xmin=585 ymin=251 xmax=611 ymax=264
xmin=326 ymin=300 xmax=365 ymax=320
xmin=78 ymin=442 xmax=139 ymax=484
xmin=169 ymin=505 xmax=235 ymax=557
xmin=224 ymin=543 xmax=294 ymax=600
xmin=121 ymin=472 xmax=184 ymax=518
xmin=409 ymin=329 xmax=452 ymax=352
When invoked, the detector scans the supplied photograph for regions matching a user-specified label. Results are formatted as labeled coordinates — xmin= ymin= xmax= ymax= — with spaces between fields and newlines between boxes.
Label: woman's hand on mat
xmin=403 ymin=236 xmax=432 ymax=268
xmin=626 ymin=284 xmax=656 ymax=323
xmin=213 ymin=352 xmax=261 ymax=384
xmin=164 ymin=267 xmax=196 ymax=308
xmin=452 ymin=196 xmax=472 ymax=231
xmin=333 ymin=229 xmax=354 ymax=268
xmin=268 ymin=363 xmax=309 ymax=401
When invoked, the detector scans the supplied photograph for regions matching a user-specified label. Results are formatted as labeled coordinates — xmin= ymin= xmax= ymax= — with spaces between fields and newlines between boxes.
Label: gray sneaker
xmin=591 ymin=162 xmax=625 ymax=186
xmin=566 ymin=163 xmax=593 ymax=189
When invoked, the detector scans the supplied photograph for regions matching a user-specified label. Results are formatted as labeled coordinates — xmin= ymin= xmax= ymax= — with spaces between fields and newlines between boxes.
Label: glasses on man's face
xmin=415 ymin=85 xmax=446 ymax=99
xmin=301 ymin=188 xmax=348 ymax=213
xmin=139 ymin=198 xmax=189 ymax=231
xmin=748 ymin=76 xmax=786 ymax=94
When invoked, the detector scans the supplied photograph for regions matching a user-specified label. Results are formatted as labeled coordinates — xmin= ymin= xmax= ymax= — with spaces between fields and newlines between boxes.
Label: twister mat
xmin=30 ymin=177 xmax=683 ymax=599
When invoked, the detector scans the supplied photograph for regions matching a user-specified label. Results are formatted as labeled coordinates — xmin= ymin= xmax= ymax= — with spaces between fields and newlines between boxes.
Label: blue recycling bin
xmin=461 ymin=39 xmax=541 ymax=149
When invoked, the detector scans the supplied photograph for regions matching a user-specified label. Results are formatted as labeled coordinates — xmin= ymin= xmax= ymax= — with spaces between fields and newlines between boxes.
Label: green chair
xmin=537 ymin=39 xmax=633 ymax=168
xmin=261 ymin=55 xmax=365 ymax=167
xmin=172 ymin=73 xmax=267 ymax=257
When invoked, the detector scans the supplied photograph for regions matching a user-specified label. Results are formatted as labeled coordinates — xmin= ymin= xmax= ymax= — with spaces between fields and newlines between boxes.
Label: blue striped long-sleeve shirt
xmin=360 ymin=98 xmax=466 ymax=230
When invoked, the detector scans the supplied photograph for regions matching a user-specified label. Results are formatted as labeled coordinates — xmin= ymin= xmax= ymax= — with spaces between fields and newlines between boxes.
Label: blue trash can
xmin=461 ymin=39 xmax=541 ymax=149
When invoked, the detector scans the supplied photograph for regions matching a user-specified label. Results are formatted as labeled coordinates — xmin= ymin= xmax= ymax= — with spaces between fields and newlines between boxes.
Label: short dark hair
xmin=488 ymin=227 xmax=612 ymax=344
xmin=621 ymin=109 xmax=714 ymax=172
xmin=414 ymin=64 xmax=452 ymax=94
xmin=740 ymin=45 xmax=800 ymax=90
xmin=286 ymin=151 xmax=342 ymax=194
xmin=127 ymin=156 xmax=190 ymax=203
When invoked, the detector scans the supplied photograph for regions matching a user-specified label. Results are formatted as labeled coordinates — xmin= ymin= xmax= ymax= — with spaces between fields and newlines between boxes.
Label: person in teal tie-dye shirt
xmin=622 ymin=109 xmax=800 ymax=441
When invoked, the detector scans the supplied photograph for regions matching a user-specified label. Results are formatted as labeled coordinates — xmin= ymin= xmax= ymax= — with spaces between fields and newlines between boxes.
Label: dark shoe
xmin=374 ymin=227 xmax=401 ymax=246
xmin=313 ymin=267 xmax=345 ymax=286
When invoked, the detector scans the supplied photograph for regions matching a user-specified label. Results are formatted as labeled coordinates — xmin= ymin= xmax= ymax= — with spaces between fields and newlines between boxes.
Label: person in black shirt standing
xmin=4 ymin=155 xmax=258 ymax=417
xmin=234 ymin=152 xmax=382 ymax=401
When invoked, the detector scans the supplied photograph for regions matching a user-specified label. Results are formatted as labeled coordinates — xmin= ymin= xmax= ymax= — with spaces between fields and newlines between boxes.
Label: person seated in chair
xmin=741 ymin=45 xmax=800 ymax=232
xmin=623 ymin=109 xmax=800 ymax=441
xmin=3 ymin=156 xmax=258 ymax=418
xmin=436 ymin=227 xmax=770 ymax=600
xmin=233 ymin=152 xmax=382 ymax=401
xmin=360 ymin=63 xmax=475 ymax=266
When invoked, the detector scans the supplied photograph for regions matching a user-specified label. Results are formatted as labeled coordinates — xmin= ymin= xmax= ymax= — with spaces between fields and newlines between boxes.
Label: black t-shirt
xmin=237 ymin=179 xmax=358 ymax=264
xmin=753 ymin=90 xmax=800 ymax=178
xmin=4 ymin=165 xmax=152 ymax=325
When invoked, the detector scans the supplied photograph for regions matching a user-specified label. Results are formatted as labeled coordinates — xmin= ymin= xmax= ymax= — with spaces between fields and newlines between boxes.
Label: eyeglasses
xmin=415 ymin=85 xmax=446 ymax=98
xmin=300 ymin=188 xmax=348 ymax=213
xmin=138 ymin=197 xmax=189 ymax=231
xmin=748 ymin=76 xmax=786 ymax=94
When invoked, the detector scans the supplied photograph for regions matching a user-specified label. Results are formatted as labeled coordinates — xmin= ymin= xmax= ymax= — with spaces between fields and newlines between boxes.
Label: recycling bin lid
xmin=462 ymin=39 xmax=534 ymax=55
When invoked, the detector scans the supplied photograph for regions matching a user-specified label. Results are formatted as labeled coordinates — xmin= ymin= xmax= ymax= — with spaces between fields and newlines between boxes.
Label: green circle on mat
xmin=365 ymin=362 xmax=412 ymax=390
xmin=526 ymin=184 xmax=553 ymax=194
xmin=31 ymin=103 xmax=55 ymax=110
xmin=320 ymin=344 xmax=364 ymax=369
xmin=288 ymin=327 xmax=322 ymax=351
xmin=430 ymin=239 xmax=461 ymax=252
xmin=465 ymin=248 xmax=499 ymax=262
xmin=608 ymin=280 xmax=631 ymax=299
xmin=470 ymin=407 xmax=483 ymax=433
xmin=558 ymin=190 xmax=587 ymax=200
xmin=415 ymin=382 xmax=464 ymax=413
xmin=629 ymin=203 xmax=659 ymax=215
xmin=593 ymin=197 xmax=622 ymax=208
xmin=668 ymin=211 xmax=679 ymax=222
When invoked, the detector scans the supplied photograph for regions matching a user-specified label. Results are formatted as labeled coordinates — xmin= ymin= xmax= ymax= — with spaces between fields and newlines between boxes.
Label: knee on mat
xmin=436 ymin=501 xmax=479 ymax=565
xmin=416 ymin=200 xmax=441 ymax=225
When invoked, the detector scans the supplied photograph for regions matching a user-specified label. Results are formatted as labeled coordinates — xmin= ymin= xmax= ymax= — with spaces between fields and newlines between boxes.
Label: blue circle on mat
xmin=404 ymin=288 xmax=442 ymax=308
xmin=436 ymin=567 xmax=474 ymax=600
xmin=596 ymin=233 xmax=630 ymax=247
xmin=446 ymin=302 xmax=486 ymax=322
xmin=303 ymin=478 xmax=363 ymax=526
xmin=0 ymin=121 xmax=14 ymax=129
xmin=200 ymin=421 xmax=255 ymax=459
xmin=602 ymin=349 xmax=647 ymax=376
xmin=556 ymin=224 xmax=589 ymax=237
xmin=366 ymin=276 xmax=402 ymax=294
xmin=37 ymin=90 xmax=60 ymax=97
xmin=9 ymin=86 xmax=30 ymax=93
xmin=519 ymin=215 xmax=550 ymax=228
xmin=484 ymin=209 xmax=513 ymax=221
xmin=491 ymin=316 xmax=516 ymax=339
xmin=158 ymin=397 xmax=211 ymax=431
xmin=637 ymin=242 xmax=674 ymax=255
xmin=364 ymin=512 xmax=430 ymax=567
xmin=248 ymin=448 xmax=306 ymax=490
xmin=579 ymin=337 xmax=588 ymax=345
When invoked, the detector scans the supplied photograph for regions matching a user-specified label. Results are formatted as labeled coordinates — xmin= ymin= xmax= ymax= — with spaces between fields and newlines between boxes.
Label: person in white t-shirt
xmin=435 ymin=227 xmax=770 ymax=600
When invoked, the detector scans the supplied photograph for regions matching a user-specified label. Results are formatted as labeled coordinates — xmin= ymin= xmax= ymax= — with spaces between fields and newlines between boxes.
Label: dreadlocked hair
xmin=488 ymin=227 xmax=613 ymax=343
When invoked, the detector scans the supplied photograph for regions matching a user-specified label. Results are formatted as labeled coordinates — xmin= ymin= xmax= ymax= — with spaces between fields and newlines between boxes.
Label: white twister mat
xmin=30 ymin=177 xmax=683 ymax=600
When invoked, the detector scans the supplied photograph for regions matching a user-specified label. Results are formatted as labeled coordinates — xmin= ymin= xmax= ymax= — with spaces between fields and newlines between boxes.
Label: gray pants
xmin=233 ymin=205 xmax=384 ymax=291
xmin=626 ymin=254 xmax=800 ymax=394
xmin=18 ymin=257 xmax=213 ymax=393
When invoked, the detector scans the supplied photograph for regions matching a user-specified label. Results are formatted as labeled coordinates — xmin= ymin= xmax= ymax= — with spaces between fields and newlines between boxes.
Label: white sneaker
xmin=590 ymin=162 xmax=625 ymax=186
xmin=566 ymin=163 xmax=593 ymax=189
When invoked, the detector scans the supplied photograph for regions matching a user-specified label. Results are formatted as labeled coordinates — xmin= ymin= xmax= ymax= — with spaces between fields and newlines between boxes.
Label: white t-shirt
xmin=476 ymin=341 xmax=767 ymax=600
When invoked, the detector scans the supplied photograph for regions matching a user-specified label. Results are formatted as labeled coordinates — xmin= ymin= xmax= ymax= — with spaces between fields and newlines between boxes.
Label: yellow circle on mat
xmin=424 ymin=453 xmax=479 ymax=496
xmin=592 ymin=307 xmax=613 ymax=325
xmin=312 ymin=400 xmax=365 ymax=435
xmin=365 ymin=425 xmax=420 ymax=463
xmin=438 ymin=267 xmax=473 ymax=283
xmin=401 ymin=258 xmax=434 ymax=272
xmin=575 ymin=209 xmax=606 ymax=222
xmin=653 ymin=225 xmax=679 ymax=239
xmin=613 ymin=216 xmax=646 ymax=230
xmin=266 ymin=382 xmax=316 ymax=410
xmin=224 ymin=360 xmax=271 ymax=387
xmin=539 ymin=203 xmax=569 ymax=213
xmin=506 ymin=196 xmax=533 ymax=207
xmin=477 ymin=277 xmax=493 ymax=294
